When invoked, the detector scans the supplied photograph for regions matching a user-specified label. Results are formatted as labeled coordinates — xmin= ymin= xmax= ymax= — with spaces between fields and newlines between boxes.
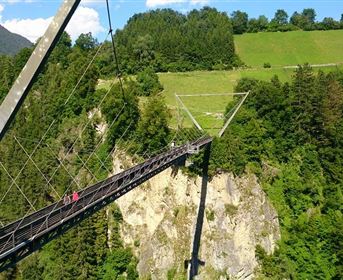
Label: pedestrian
xmin=72 ymin=191 xmax=79 ymax=202
xmin=63 ymin=194 xmax=71 ymax=205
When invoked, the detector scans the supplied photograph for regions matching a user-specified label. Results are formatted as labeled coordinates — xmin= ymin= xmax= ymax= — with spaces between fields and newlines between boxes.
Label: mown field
xmin=159 ymin=65 xmax=343 ymax=134
xmin=235 ymin=30 xmax=343 ymax=67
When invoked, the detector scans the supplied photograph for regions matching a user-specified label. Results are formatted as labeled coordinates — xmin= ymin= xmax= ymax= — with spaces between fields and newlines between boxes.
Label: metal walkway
xmin=0 ymin=136 xmax=212 ymax=272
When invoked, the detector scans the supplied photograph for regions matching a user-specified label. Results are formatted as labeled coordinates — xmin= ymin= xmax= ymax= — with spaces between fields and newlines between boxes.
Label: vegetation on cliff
xmin=200 ymin=65 xmax=343 ymax=279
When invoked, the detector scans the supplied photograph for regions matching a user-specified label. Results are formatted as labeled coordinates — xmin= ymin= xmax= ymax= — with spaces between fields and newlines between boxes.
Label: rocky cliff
xmin=114 ymin=155 xmax=280 ymax=280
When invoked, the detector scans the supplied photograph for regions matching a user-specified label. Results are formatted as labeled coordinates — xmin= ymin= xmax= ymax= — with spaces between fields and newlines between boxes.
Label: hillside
xmin=0 ymin=25 xmax=32 ymax=55
xmin=235 ymin=30 xmax=343 ymax=67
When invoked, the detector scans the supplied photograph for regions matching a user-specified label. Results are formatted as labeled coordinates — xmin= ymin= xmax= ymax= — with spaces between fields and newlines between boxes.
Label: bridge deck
xmin=0 ymin=136 xmax=212 ymax=271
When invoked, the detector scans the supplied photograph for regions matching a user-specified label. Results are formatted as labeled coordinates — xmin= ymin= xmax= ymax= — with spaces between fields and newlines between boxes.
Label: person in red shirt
xmin=72 ymin=191 xmax=79 ymax=202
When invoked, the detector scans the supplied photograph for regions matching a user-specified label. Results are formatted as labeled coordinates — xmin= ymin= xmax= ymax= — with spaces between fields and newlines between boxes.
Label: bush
xmin=134 ymin=239 xmax=140 ymax=247
xmin=206 ymin=209 xmax=215 ymax=221
xmin=225 ymin=204 xmax=238 ymax=216
xmin=263 ymin=62 xmax=271 ymax=68
xmin=136 ymin=67 xmax=163 ymax=96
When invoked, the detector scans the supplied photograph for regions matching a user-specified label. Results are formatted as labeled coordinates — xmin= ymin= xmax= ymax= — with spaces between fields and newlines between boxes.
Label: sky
xmin=0 ymin=0 xmax=342 ymax=43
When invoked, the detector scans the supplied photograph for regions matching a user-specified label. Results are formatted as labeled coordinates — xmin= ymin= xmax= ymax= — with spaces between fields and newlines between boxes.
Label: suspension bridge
xmin=0 ymin=0 xmax=247 ymax=275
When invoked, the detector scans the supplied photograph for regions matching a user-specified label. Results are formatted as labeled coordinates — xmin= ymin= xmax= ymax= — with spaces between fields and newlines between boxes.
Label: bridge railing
xmin=0 ymin=136 xmax=212 ymax=259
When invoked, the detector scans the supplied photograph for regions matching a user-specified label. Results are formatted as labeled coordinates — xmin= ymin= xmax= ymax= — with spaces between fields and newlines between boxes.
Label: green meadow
xmin=159 ymin=65 xmax=343 ymax=134
xmin=235 ymin=30 xmax=343 ymax=67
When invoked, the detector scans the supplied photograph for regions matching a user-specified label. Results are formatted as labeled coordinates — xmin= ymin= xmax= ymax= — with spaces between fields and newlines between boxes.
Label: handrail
xmin=0 ymin=136 xmax=212 ymax=259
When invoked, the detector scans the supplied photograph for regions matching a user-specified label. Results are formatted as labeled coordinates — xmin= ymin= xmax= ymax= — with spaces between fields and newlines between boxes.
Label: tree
xmin=101 ymin=81 xmax=140 ymax=148
xmin=133 ymin=34 xmax=155 ymax=70
xmin=136 ymin=95 xmax=170 ymax=156
xmin=75 ymin=32 xmax=98 ymax=51
xmin=273 ymin=9 xmax=289 ymax=25
xmin=321 ymin=17 xmax=340 ymax=30
xmin=99 ymin=248 xmax=135 ymax=280
xmin=49 ymin=31 xmax=72 ymax=67
xmin=322 ymin=79 xmax=343 ymax=134
xmin=302 ymin=8 xmax=316 ymax=23
xmin=290 ymin=11 xmax=311 ymax=30
xmin=113 ymin=8 xmax=235 ymax=72
xmin=136 ymin=67 xmax=163 ymax=96
xmin=231 ymin=10 xmax=249 ymax=34
xmin=248 ymin=16 xmax=269 ymax=32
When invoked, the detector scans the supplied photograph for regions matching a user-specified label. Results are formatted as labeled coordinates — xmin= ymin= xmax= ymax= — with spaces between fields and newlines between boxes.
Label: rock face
xmin=116 ymin=164 xmax=280 ymax=279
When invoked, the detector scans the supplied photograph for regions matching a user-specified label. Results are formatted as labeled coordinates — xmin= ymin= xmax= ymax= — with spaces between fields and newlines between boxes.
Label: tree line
xmin=96 ymin=7 xmax=238 ymax=75
xmin=231 ymin=8 xmax=343 ymax=34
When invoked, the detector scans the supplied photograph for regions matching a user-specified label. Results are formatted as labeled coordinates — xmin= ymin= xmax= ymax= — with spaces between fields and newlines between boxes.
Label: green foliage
xmin=206 ymin=209 xmax=215 ymax=221
xmin=167 ymin=268 xmax=177 ymax=280
xmin=210 ymin=66 xmax=343 ymax=278
xmin=136 ymin=67 xmax=164 ymax=96
xmin=263 ymin=62 xmax=271 ymax=68
xmin=231 ymin=10 xmax=249 ymax=34
xmin=101 ymin=81 xmax=140 ymax=149
xmin=75 ymin=32 xmax=98 ymax=51
xmin=272 ymin=9 xmax=289 ymax=26
xmin=247 ymin=16 xmax=269 ymax=33
xmin=231 ymin=7 xmax=342 ymax=34
xmin=108 ymin=7 xmax=235 ymax=74
xmin=0 ymin=31 xmax=138 ymax=279
xmin=224 ymin=204 xmax=238 ymax=216
xmin=99 ymin=248 xmax=137 ymax=280
xmin=136 ymin=95 xmax=171 ymax=156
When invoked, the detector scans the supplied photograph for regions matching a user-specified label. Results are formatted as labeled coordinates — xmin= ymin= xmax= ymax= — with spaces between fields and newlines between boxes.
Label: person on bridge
xmin=72 ymin=191 xmax=79 ymax=202
xmin=63 ymin=195 xmax=71 ymax=205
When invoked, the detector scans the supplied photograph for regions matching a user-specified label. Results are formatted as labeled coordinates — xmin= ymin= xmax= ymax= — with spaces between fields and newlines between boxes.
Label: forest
xmin=0 ymin=6 xmax=342 ymax=280
xmin=107 ymin=7 xmax=238 ymax=73
xmin=231 ymin=8 xmax=343 ymax=34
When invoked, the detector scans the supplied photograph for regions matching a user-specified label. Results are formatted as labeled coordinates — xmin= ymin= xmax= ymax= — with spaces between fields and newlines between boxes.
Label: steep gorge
xmin=113 ymin=153 xmax=280 ymax=279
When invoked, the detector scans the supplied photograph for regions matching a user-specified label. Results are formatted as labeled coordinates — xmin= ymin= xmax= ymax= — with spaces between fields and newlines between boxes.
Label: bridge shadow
xmin=185 ymin=143 xmax=211 ymax=279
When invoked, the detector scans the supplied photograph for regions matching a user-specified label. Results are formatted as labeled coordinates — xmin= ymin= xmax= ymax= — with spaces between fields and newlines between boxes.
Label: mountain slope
xmin=0 ymin=25 xmax=32 ymax=55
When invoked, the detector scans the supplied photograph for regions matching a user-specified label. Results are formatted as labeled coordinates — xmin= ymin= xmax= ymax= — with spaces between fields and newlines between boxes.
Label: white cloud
xmin=2 ymin=6 xmax=105 ymax=43
xmin=66 ymin=6 xmax=105 ymax=39
xmin=190 ymin=0 xmax=209 ymax=5
xmin=146 ymin=0 xmax=187 ymax=8
xmin=146 ymin=0 xmax=209 ymax=8
xmin=3 ymin=17 xmax=51 ymax=42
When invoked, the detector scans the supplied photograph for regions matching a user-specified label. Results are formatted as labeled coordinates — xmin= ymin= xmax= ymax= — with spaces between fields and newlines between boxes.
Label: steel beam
xmin=0 ymin=0 xmax=82 ymax=141
xmin=175 ymin=94 xmax=203 ymax=131
xmin=218 ymin=91 xmax=250 ymax=137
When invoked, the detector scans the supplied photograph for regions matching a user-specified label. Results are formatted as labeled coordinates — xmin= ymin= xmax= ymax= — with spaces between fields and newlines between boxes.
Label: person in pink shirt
xmin=72 ymin=191 xmax=79 ymax=202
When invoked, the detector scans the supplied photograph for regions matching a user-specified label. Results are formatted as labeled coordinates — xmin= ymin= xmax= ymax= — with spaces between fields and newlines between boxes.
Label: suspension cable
xmin=106 ymin=0 xmax=125 ymax=100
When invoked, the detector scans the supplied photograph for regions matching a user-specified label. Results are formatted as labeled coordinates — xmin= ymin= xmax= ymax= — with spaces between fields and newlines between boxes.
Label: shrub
xmin=206 ymin=209 xmax=215 ymax=221
xmin=225 ymin=204 xmax=238 ymax=216
xmin=263 ymin=62 xmax=271 ymax=68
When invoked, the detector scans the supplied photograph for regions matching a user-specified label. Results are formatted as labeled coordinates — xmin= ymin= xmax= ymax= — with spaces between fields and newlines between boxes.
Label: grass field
xmin=235 ymin=30 xmax=343 ymax=67
xmin=159 ymin=65 xmax=343 ymax=134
